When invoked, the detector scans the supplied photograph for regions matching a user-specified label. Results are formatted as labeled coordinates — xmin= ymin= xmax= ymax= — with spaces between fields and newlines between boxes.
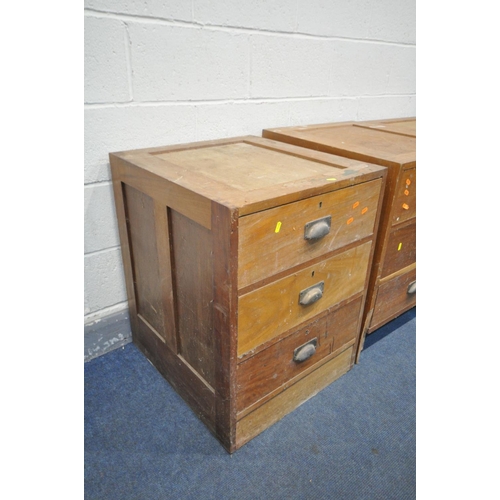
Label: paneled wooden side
xmin=170 ymin=209 xmax=215 ymax=388
xmin=133 ymin=313 xmax=216 ymax=432
xmin=114 ymin=178 xmax=217 ymax=432
xmin=123 ymin=184 xmax=169 ymax=343
xmin=109 ymin=172 xmax=139 ymax=335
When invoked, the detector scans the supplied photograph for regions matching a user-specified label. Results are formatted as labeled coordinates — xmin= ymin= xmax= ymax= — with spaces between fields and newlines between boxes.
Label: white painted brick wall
xmin=129 ymin=25 xmax=250 ymax=101
xmin=84 ymin=0 xmax=416 ymax=324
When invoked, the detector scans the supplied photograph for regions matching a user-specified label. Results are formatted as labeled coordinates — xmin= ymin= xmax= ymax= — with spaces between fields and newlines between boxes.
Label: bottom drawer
xmin=236 ymin=345 xmax=354 ymax=449
xmin=369 ymin=266 xmax=416 ymax=333
xmin=237 ymin=297 xmax=362 ymax=415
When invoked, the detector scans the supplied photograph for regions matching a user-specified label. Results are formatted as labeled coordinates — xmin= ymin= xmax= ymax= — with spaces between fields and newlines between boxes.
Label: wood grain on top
xmin=263 ymin=124 xmax=416 ymax=166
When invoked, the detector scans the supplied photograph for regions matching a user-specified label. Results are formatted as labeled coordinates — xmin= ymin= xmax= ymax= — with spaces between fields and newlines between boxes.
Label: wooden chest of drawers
xmin=263 ymin=118 xmax=416 ymax=355
xmin=109 ymin=136 xmax=386 ymax=452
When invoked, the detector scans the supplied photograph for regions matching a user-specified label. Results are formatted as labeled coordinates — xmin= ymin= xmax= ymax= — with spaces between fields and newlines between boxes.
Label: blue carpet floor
xmin=85 ymin=308 xmax=416 ymax=500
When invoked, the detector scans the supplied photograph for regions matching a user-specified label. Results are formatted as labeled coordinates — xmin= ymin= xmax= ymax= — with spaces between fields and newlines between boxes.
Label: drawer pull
xmin=299 ymin=281 xmax=324 ymax=306
xmin=407 ymin=280 xmax=416 ymax=294
xmin=304 ymin=216 xmax=332 ymax=241
xmin=293 ymin=338 xmax=318 ymax=363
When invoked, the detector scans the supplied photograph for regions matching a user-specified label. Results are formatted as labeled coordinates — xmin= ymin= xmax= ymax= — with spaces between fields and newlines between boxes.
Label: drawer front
xmin=392 ymin=168 xmax=416 ymax=225
xmin=370 ymin=267 xmax=416 ymax=332
xmin=236 ymin=346 xmax=354 ymax=449
xmin=238 ymin=179 xmax=382 ymax=288
xmin=238 ymin=241 xmax=372 ymax=356
xmin=381 ymin=221 xmax=416 ymax=278
xmin=237 ymin=297 xmax=362 ymax=413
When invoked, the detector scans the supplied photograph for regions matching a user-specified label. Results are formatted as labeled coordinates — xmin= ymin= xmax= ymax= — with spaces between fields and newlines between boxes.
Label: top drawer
xmin=238 ymin=179 xmax=382 ymax=288
xmin=392 ymin=168 xmax=416 ymax=225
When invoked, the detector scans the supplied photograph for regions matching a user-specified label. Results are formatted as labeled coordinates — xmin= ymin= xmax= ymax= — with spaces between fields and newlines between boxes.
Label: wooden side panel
xmin=235 ymin=346 xmax=354 ymax=450
xmin=238 ymin=241 xmax=372 ymax=356
xmin=392 ymin=168 xmax=416 ymax=224
xmin=153 ymin=201 xmax=177 ymax=352
xmin=134 ymin=313 xmax=216 ymax=432
xmin=110 ymin=177 xmax=139 ymax=335
xmin=238 ymin=179 xmax=382 ymax=288
xmin=236 ymin=297 xmax=362 ymax=413
xmin=170 ymin=209 xmax=215 ymax=388
xmin=370 ymin=266 xmax=416 ymax=332
xmin=123 ymin=184 xmax=168 ymax=342
xmin=381 ymin=221 xmax=416 ymax=278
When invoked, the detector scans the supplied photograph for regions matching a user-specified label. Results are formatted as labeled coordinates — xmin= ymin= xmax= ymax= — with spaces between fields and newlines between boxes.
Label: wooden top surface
xmin=355 ymin=117 xmax=416 ymax=137
xmin=110 ymin=136 xmax=386 ymax=214
xmin=263 ymin=121 xmax=416 ymax=167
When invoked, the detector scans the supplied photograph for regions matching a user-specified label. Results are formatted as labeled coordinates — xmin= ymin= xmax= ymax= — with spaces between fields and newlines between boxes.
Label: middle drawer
xmin=238 ymin=240 xmax=372 ymax=357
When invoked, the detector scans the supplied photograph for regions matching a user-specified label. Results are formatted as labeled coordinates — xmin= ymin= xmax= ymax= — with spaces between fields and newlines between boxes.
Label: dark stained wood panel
xmin=381 ymin=222 xmax=416 ymax=278
xmin=123 ymin=184 xmax=166 ymax=341
xmin=170 ymin=209 xmax=215 ymax=388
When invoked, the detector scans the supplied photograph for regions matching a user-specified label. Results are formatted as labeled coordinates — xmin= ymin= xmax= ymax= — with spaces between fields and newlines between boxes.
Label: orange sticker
xmin=404 ymin=189 xmax=409 ymax=196
xmin=361 ymin=207 xmax=368 ymax=215
xmin=353 ymin=201 xmax=360 ymax=209
xmin=406 ymin=179 xmax=411 ymax=186
xmin=347 ymin=217 xmax=354 ymax=225
xmin=402 ymin=203 xmax=409 ymax=210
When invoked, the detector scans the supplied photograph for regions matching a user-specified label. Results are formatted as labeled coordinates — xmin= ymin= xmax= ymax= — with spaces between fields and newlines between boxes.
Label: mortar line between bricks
xmin=124 ymin=23 xmax=134 ymax=101
xmin=84 ymin=180 xmax=112 ymax=188
xmin=84 ymin=9 xmax=416 ymax=48
xmin=84 ymin=94 xmax=415 ymax=109
xmin=84 ymin=245 xmax=121 ymax=258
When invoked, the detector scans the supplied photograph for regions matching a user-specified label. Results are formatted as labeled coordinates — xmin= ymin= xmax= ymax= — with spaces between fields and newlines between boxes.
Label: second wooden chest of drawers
xmin=110 ymin=136 xmax=386 ymax=452
xmin=263 ymin=119 xmax=416 ymax=355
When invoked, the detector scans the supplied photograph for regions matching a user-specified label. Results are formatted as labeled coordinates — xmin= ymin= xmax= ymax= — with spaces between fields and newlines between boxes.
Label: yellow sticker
xmin=398 ymin=242 xmax=402 ymax=251
xmin=353 ymin=201 xmax=360 ymax=209
xmin=361 ymin=207 xmax=368 ymax=215
xmin=326 ymin=178 xmax=337 ymax=181
xmin=347 ymin=217 xmax=354 ymax=225
xmin=275 ymin=221 xmax=282 ymax=233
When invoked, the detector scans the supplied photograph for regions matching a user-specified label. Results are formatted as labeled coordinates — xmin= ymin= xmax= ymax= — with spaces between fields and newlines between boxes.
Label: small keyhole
xmin=311 ymin=271 xmax=315 ymax=277
xmin=319 ymin=202 xmax=322 ymax=208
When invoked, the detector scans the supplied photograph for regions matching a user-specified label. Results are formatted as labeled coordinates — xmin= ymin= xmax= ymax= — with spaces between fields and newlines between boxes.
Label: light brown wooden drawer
xmin=235 ymin=345 xmax=354 ymax=449
xmin=392 ymin=168 xmax=416 ymax=224
xmin=238 ymin=179 xmax=382 ymax=288
xmin=370 ymin=266 xmax=416 ymax=332
xmin=236 ymin=297 xmax=362 ymax=414
xmin=381 ymin=221 xmax=416 ymax=278
xmin=238 ymin=240 xmax=372 ymax=356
